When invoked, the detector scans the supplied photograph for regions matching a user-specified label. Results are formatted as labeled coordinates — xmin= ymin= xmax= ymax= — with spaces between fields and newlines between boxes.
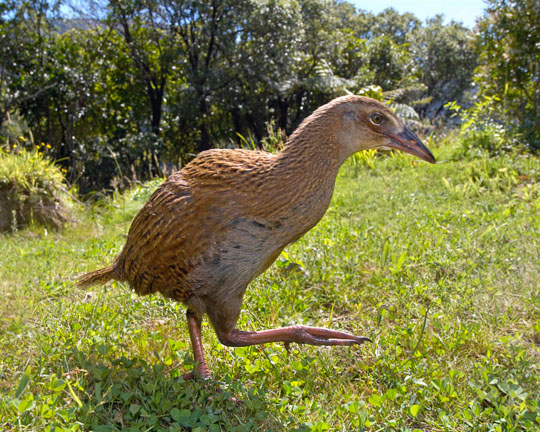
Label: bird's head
xmin=329 ymin=95 xmax=436 ymax=164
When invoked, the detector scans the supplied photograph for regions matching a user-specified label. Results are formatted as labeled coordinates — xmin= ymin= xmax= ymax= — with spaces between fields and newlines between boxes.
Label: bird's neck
xmin=276 ymin=112 xmax=343 ymax=186
xmin=276 ymin=135 xmax=341 ymax=184
xmin=266 ymin=118 xmax=343 ymax=230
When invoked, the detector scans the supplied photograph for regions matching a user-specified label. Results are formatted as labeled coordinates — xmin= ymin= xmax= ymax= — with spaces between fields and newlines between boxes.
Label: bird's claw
xmin=289 ymin=325 xmax=372 ymax=346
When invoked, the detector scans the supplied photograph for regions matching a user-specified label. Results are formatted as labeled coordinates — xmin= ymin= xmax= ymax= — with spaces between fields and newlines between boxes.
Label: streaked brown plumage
xmin=78 ymin=95 xmax=435 ymax=379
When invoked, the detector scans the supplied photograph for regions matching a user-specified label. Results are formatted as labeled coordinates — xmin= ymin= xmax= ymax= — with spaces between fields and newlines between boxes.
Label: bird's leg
xmin=184 ymin=310 xmax=211 ymax=380
xmin=216 ymin=325 xmax=371 ymax=347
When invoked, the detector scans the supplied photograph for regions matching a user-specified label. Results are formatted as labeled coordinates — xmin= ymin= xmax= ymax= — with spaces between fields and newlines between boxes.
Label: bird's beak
xmin=384 ymin=128 xmax=436 ymax=164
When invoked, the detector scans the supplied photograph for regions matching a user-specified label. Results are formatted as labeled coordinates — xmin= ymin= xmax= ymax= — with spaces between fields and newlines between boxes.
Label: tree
xmin=365 ymin=35 xmax=412 ymax=91
xmin=411 ymin=16 xmax=477 ymax=118
xmin=475 ymin=0 xmax=539 ymax=147
xmin=107 ymin=0 xmax=179 ymax=137
xmin=371 ymin=7 xmax=421 ymax=45
xmin=234 ymin=0 xmax=362 ymax=135
xmin=3 ymin=0 xmax=512 ymax=194
xmin=223 ymin=0 xmax=302 ymax=138
xmin=0 ymin=1 xmax=57 ymax=132
xmin=162 ymin=0 xmax=254 ymax=151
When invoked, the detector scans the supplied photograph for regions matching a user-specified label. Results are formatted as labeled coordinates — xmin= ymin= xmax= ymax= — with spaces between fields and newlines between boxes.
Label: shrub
xmin=0 ymin=146 xmax=69 ymax=231
xmin=445 ymin=97 xmax=520 ymax=159
xmin=459 ymin=124 xmax=510 ymax=157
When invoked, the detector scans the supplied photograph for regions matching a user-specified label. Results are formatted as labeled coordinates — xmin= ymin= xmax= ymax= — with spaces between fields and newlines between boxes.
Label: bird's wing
xmin=116 ymin=174 xmax=206 ymax=298
xmin=116 ymin=149 xmax=279 ymax=299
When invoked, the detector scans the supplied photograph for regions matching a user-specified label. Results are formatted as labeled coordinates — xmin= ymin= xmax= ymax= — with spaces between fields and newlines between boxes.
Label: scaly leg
xmin=216 ymin=324 xmax=371 ymax=347
xmin=184 ymin=310 xmax=211 ymax=380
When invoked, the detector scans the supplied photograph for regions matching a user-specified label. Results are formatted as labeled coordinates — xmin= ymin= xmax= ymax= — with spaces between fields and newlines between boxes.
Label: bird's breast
xmin=190 ymin=185 xmax=333 ymax=299
xmin=188 ymin=216 xmax=292 ymax=298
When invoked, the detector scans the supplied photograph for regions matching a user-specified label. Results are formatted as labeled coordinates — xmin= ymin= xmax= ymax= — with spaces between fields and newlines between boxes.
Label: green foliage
xmin=365 ymin=35 xmax=412 ymax=91
xmin=446 ymin=96 xmax=520 ymax=158
xmin=1 ymin=1 xmax=483 ymax=193
xmin=235 ymin=119 xmax=285 ymax=153
xmin=351 ymin=148 xmax=378 ymax=171
xmin=369 ymin=8 xmax=421 ymax=45
xmin=458 ymin=127 xmax=509 ymax=158
xmin=474 ymin=0 xmax=540 ymax=149
xmin=1 ymin=138 xmax=538 ymax=430
xmin=260 ymin=119 xmax=286 ymax=153
xmin=357 ymin=85 xmax=384 ymax=101
xmin=411 ymin=16 xmax=477 ymax=118
xmin=0 ymin=145 xmax=63 ymax=193
xmin=0 ymin=139 xmax=70 ymax=231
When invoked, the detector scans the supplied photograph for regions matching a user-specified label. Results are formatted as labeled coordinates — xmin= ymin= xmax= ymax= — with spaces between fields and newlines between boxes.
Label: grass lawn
xmin=0 ymin=138 xmax=538 ymax=431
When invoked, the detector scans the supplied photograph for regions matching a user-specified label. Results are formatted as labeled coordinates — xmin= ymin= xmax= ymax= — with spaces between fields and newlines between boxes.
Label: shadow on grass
xmin=69 ymin=349 xmax=281 ymax=431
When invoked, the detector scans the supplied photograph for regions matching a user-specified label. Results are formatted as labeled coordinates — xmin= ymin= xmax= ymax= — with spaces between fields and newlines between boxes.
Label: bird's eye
xmin=370 ymin=113 xmax=384 ymax=125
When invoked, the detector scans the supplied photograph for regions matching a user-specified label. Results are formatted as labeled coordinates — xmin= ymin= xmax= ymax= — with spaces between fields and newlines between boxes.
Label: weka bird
xmin=78 ymin=95 xmax=435 ymax=380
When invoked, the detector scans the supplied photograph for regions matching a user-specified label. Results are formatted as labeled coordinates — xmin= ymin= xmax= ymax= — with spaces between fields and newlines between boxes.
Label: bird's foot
xmin=222 ymin=325 xmax=372 ymax=347
xmin=290 ymin=325 xmax=372 ymax=346
xmin=181 ymin=363 xmax=211 ymax=381
xmin=181 ymin=371 xmax=196 ymax=381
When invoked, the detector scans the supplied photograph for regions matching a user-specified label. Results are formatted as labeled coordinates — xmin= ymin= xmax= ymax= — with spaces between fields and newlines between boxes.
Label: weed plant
xmin=0 ymin=144 xmax=70 ymax=232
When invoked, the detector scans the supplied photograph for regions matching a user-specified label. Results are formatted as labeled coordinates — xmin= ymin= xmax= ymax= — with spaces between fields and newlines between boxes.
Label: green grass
xmin=0 ymin=138 xmax=539 ymax=431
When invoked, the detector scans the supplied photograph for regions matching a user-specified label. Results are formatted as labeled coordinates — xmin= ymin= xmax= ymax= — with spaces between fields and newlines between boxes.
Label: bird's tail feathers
xmin=76 ymin=265 xmax=116 ymax=288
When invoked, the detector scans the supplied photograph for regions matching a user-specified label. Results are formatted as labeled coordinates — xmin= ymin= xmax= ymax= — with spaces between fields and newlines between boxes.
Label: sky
xmin=352 ymin=0 xmax=488 ymax=28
